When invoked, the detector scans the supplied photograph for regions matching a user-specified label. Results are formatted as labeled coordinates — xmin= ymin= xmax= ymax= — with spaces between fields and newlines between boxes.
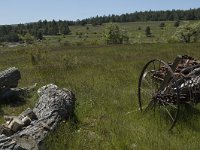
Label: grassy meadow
xmin=44 ymin=20 xmax=191 ymax=46
xmin=1 ymin=21 xmax=200 ymax=149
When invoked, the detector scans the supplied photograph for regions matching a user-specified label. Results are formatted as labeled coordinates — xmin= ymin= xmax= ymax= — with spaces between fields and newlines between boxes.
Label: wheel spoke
xmin=138 ymin=59 xmax=180 ymax=130
xmin=142 ymin=77 xmax=153 ymax=88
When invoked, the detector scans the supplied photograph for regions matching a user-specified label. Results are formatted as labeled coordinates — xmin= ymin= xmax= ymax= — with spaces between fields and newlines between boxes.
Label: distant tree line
xmin=1 ymin=8 xmax=200 ymax=43
xmin=80 ymin=8 xmax=200 ymax=26
xmin=0 ymin=20 xmax=71 ymax=42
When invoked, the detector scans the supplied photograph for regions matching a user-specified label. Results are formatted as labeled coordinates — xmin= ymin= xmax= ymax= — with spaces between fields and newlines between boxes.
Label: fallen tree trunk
xmin=0 ymin=84 xmax=75 ymax=150
xmin=0 ymin=67 xmax=21 ymax=89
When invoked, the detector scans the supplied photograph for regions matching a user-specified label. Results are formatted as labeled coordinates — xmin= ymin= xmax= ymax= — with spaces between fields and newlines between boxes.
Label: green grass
xmin=46 ymin=20 xmax=191 ymax=45
xmin=1 ymin=43 xmax=200 ymax=149
xmin=40 ymin=20 xmax=195 ymax=47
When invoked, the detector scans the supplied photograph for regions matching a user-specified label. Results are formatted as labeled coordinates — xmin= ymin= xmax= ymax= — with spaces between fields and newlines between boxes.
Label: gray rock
xmin=0 ymin=67 xmax=37 ymax=101
xmin=0 ymin=67 xmax=21 ymax=89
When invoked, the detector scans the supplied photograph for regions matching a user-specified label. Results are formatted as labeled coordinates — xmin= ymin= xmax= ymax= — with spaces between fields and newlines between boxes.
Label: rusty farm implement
xmin=138 ymin=55 xmax=200 ymax=130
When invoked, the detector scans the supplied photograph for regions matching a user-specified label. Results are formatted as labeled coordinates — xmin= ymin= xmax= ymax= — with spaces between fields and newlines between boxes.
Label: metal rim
xmin=138 ymin=59 xmax=180 ymax=130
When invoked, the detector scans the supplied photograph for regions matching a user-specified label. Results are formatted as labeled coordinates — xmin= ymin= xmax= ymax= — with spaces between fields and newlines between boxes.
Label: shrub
xmin=103 ymin=23 xmax=129 ymax=44
xmin=159 ymin=22 xmax=165 ymax=29
xmin=21 ymin=33 xmax=34 ymax=44
xmin=174 ymin=21 xmax=180 ymax=27
xmin=90 ymin=40 xmax=99 ymax=45
xmin=76 ymin=32 xmax=83 ymax=38
xmin=172 ymin=22 xmax=200 ymax=43
xmin=31 ymin=54 xmax=37 ymax=65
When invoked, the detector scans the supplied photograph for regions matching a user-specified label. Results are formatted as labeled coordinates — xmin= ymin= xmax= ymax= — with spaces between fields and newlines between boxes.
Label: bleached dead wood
xmin=0 ymin=84 xmax=75 ymax=150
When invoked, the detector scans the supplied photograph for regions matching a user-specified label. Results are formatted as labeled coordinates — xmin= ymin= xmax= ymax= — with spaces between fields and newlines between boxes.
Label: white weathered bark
xmin=0 ymin=84 xmax=76 ymax=150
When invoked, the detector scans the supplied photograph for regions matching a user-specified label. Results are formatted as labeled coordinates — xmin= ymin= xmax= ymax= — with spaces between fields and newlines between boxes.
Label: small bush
xmin=159 ymin=22 xmax=165 ymax=29
xmin=172 ymin=22 xmax=200 ymax=43
xmin=174 ymin=21 xmax=180 ymax=27
xmin=103 ymin=23 xmax=129 ymax=44
xmin=31 ymin=54 xmax=37 ymax=65
xmin=76 ymin=32 xmax=83 ymax=38
xmin=21 ymin=33 xmax=35 ymax=44
xmin=90 ymin=40 xmax=99 ymax=45
xmin=167 ymin=36 xmax=179 ymax=43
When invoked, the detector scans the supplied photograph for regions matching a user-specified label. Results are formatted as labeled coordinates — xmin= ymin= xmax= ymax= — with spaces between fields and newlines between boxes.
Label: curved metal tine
xmin=148 ymin=98 xmax=157 ymax=116
xmin=160 ymin=101 xmax=175 ymax=122
xmin=160 ymin=78 xmax=178 ymax=110
xmin=163 ymin=79 xmax=175 ymax=95
xmin=162 ymin=101 xmax=177 ymax=109
xmin=144 ymin=99 xmax=156 ymax=112
xmin=160 ymin=67 xmax=174 ymax=90
xmin=160 ymin=97 xmax=178 ymax=109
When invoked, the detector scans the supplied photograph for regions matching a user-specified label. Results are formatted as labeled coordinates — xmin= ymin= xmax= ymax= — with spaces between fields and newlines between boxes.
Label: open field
xmin=0 ymin=42 xmax=200 ymax=149
xmin=44 ymin=21 xmax=193 ymax=46
xmin=2 ymin=20 xmax=197 ymax=48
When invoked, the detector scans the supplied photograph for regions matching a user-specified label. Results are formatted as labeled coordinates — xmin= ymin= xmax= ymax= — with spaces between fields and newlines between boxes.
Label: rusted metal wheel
xmin=138 ymin=59 xmax=180 ymax=130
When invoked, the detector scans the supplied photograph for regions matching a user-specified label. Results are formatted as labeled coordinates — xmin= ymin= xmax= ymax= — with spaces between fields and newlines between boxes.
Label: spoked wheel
xmin=138 ymin=59 xmax=180 ymax=130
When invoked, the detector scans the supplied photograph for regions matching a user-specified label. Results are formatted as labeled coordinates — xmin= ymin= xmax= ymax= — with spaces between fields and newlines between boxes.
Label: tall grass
xmin=0 ymin=43 xmax=200 ymax=149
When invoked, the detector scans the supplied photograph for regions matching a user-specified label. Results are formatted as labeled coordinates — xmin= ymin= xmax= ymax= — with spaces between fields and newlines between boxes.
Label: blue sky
xmin=0 ymin=0 xmax=200 ymax=25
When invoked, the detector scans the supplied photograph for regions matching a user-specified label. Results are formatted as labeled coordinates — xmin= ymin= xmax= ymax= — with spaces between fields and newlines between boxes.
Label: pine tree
xmin=145 ymin=26 xmax=151 ymax=37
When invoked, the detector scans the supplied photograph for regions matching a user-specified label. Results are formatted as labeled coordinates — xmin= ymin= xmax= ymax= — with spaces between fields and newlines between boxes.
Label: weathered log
xmin=0 ymin=84 xmax=76 ymax=150
xmin=0 ymin=67 xmax=21 ymax=89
